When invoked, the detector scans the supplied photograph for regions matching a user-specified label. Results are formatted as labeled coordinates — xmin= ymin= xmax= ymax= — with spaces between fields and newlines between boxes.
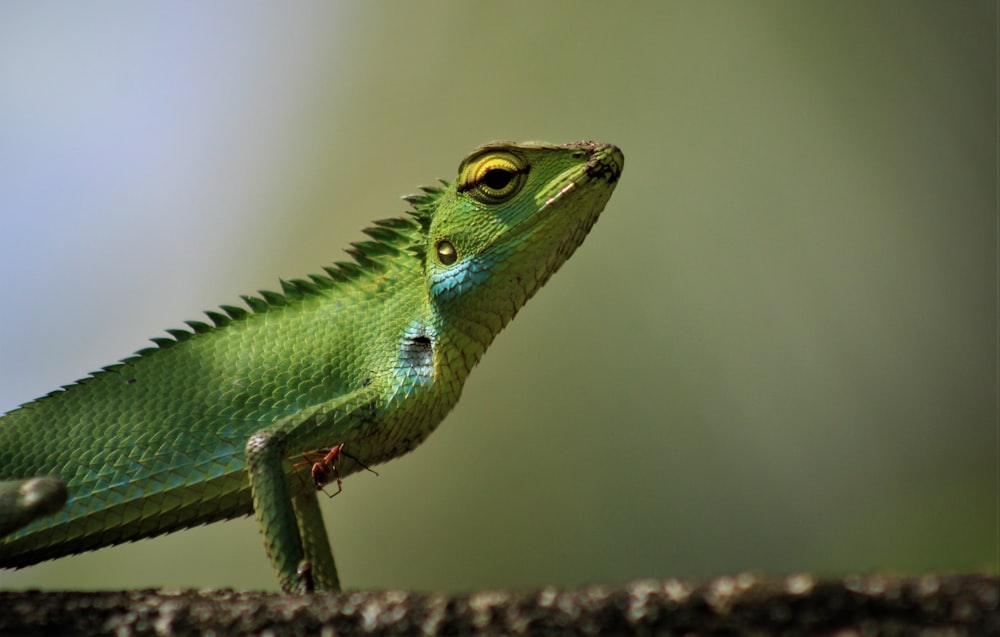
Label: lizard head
xmin=424 ymin=140 xmax=623 ymax=335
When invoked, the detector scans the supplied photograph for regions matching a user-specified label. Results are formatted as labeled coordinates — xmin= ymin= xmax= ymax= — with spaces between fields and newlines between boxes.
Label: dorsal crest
xmin=129 ymin=184 xmax=446 ymax=359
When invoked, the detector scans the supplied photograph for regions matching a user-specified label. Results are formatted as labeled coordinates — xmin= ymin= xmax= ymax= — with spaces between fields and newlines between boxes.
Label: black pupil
xmin=482 ymin=168 xmax=514 ymax=190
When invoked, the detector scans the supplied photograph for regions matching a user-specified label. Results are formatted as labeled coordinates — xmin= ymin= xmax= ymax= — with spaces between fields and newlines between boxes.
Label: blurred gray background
xmin=0 ymin=2 xmax=994 ymax=592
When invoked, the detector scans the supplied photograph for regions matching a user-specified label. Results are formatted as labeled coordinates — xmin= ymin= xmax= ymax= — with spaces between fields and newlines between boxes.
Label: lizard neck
xmin=430 ymin=292 xmax=522 ymax=385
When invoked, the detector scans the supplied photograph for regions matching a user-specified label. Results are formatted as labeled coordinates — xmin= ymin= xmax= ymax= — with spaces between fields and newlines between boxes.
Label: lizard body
xmin=0 ymin=140 xmax=623 ymax=592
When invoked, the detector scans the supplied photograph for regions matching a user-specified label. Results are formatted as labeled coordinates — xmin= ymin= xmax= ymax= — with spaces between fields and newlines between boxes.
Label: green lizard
xmin=0 ymin=140 xmax=623 ymax=592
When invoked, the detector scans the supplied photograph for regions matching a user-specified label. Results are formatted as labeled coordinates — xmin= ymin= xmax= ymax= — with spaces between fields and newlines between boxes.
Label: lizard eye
xmin=457 ymin=151 xmax=528 ymax=204
xmin=481 ymin=168 xmax=514 ymax=191
xmin=436 ymin=240 xmax=457 ymax=265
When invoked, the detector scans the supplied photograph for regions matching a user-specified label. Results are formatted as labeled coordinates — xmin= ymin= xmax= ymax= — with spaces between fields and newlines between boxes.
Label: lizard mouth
xmin=505 ymin=142 xmax=623 ymax=239
xmin=571 ymin=140 xmax=625 ymax=184
xmin=483 ymin=142 xmax=623 ymax=298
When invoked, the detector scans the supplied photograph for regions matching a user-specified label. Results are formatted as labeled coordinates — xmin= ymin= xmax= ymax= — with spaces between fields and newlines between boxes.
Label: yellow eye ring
xmin=457 ymin=151 xmax=528 ymax=204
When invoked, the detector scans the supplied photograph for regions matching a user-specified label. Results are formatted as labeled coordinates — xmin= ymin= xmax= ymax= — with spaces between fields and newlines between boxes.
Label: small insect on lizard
xmin=0 ymin=141 xmax=623 ymax=592
xmin=294 ymin=444 xmax=377 ymax=496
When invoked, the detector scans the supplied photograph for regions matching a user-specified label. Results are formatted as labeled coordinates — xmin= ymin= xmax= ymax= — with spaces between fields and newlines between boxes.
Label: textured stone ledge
xmin=1 ymin=573 xmax=996 ymax=636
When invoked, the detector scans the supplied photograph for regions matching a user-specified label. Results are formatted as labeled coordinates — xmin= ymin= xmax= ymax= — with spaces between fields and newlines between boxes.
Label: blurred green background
xmin=0 ymin=2 xmax=994 ymax=592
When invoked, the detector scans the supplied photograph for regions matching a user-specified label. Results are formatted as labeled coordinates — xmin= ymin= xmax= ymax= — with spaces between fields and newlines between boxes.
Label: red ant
xmin=294 ymin=443 xmax=378 ymax=497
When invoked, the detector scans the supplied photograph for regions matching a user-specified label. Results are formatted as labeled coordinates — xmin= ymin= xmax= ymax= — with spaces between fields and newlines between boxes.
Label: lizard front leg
xmin=245 ymin=386 xmax=379 ymax=593
xmin=292 ymin=488 xmax=339 ymax=591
